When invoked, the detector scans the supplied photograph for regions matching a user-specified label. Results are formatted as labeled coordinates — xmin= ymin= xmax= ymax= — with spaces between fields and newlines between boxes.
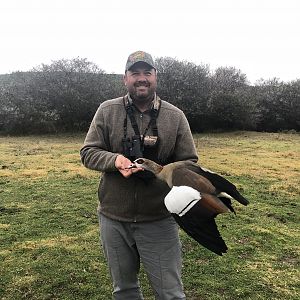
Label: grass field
xmin=0 ymin=132 xmax=299 ymax=300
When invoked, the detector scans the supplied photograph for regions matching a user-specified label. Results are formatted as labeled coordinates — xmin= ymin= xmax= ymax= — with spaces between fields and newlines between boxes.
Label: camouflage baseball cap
xmin=125 ymin=51 xmax=156 ymax=72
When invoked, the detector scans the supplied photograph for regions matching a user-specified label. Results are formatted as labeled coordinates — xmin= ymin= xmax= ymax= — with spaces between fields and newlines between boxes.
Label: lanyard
xmin=123 ymin=97 xmax=159 ymax=142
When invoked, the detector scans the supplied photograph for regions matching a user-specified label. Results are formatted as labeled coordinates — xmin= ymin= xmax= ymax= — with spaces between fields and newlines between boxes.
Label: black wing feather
xmin=173 ymin=210 xmax=228 ymax=256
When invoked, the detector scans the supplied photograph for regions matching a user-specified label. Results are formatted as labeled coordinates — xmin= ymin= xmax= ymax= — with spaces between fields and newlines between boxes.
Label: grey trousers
xmin=99 ymin=213 xmax=186 ymax=300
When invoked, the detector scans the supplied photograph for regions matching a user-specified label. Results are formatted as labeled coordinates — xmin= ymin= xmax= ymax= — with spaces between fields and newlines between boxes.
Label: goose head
xmin=130 ymin=158 xmax=163 ymax=175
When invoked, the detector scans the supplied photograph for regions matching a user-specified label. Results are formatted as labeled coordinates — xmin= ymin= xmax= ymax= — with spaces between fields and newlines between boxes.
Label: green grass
xmin=0 ymin=132 xmax=299 ymax=299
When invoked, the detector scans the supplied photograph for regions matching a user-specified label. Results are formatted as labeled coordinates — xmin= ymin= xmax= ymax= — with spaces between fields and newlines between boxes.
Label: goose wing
xmin=173 ymin=205 xmax=228 ymax=255
xmin=170 ymin=166 xmax=230 ymax=213
xmin=182 ymin=162 xmax=249 ymax=206
xmin=164 ymin=186 xmax=229 ymax=255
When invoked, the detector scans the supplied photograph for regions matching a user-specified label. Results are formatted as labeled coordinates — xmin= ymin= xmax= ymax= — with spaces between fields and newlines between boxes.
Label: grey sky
xmin=0 ymin=0 xmax=299 ymax=83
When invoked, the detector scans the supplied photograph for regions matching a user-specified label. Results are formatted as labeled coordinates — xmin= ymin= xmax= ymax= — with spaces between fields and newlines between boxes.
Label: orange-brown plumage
xmin=131 ymin=158 xmax=249 ymax=255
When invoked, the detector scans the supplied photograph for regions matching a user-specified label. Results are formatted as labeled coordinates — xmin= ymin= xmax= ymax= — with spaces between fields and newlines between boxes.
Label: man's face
xmin=124 ymin=62 xmax=157 ymax=102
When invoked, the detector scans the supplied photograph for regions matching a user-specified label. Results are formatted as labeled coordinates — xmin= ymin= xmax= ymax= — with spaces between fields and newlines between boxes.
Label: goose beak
xmin=126 ymin=163 xmax=137 ymax=169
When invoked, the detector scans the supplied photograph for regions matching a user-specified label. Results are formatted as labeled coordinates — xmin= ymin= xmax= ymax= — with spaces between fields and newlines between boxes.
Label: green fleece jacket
xmin=80 ymin=95 xmax=198 ymax=222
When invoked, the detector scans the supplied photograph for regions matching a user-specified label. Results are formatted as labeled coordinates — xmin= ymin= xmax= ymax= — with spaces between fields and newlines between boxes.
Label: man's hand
xmin=115 ymin=155 xmax=143 ymax=178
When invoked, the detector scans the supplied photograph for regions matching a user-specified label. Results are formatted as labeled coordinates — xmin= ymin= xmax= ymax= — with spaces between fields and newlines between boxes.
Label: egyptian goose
xmin=129 ymin=158 xmax=249 ymax=255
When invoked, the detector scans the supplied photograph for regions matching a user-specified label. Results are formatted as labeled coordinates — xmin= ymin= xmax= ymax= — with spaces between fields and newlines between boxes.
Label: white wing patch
xmin=164 ymin=186 xmax=201 ymax=217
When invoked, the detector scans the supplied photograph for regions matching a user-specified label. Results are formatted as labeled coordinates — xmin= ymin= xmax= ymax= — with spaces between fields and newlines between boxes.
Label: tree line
xmin=0 ymin=57 xmax=299 ymax=134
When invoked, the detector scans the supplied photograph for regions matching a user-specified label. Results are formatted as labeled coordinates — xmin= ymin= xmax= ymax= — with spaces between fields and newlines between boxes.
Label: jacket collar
xmin=126 ymin=93 xmax=160 ymax=111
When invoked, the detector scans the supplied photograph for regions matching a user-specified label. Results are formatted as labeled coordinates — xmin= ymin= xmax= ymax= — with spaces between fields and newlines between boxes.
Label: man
xmin=80 ymin=50 xmax=198 ymax=300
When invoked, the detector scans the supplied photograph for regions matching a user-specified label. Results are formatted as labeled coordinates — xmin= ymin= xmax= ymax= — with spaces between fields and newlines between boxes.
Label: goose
xmin=128 ymin=158 xmax=249 ymax=255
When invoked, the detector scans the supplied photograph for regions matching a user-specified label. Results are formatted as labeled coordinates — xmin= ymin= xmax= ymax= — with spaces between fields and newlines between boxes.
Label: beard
xmin=128 ymin=82 xmax=156 ymax=102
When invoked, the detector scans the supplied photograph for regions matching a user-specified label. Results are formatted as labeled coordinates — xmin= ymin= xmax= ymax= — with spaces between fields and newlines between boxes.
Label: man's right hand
xmin=114 ymin=155 xmax=143 ymax=178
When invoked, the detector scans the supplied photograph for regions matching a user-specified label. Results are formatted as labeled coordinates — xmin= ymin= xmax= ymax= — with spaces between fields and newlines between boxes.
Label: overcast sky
xmin=0 ymin=0 xmax=299 ymax=83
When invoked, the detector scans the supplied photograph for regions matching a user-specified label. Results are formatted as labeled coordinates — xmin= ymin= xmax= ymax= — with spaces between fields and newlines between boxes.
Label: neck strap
xmin=123 ymin=95 xmax=161 ymax=140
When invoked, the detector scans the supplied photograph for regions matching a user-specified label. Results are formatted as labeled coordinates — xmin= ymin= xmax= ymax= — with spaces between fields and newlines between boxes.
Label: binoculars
xmin=122 ymin=135 xmax=158 ymax=160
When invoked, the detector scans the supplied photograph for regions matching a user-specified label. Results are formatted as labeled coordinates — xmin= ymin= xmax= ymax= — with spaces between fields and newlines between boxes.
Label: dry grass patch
xmin=0 ymin=134 xmax=94 ymax=180
xmin=195 ymin=131 xmax=300 ymax=197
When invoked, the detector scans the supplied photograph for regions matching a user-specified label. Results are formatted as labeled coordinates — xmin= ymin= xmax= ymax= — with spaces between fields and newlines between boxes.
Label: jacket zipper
xmin=133 ymin=112 xmax=143 ymax=222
